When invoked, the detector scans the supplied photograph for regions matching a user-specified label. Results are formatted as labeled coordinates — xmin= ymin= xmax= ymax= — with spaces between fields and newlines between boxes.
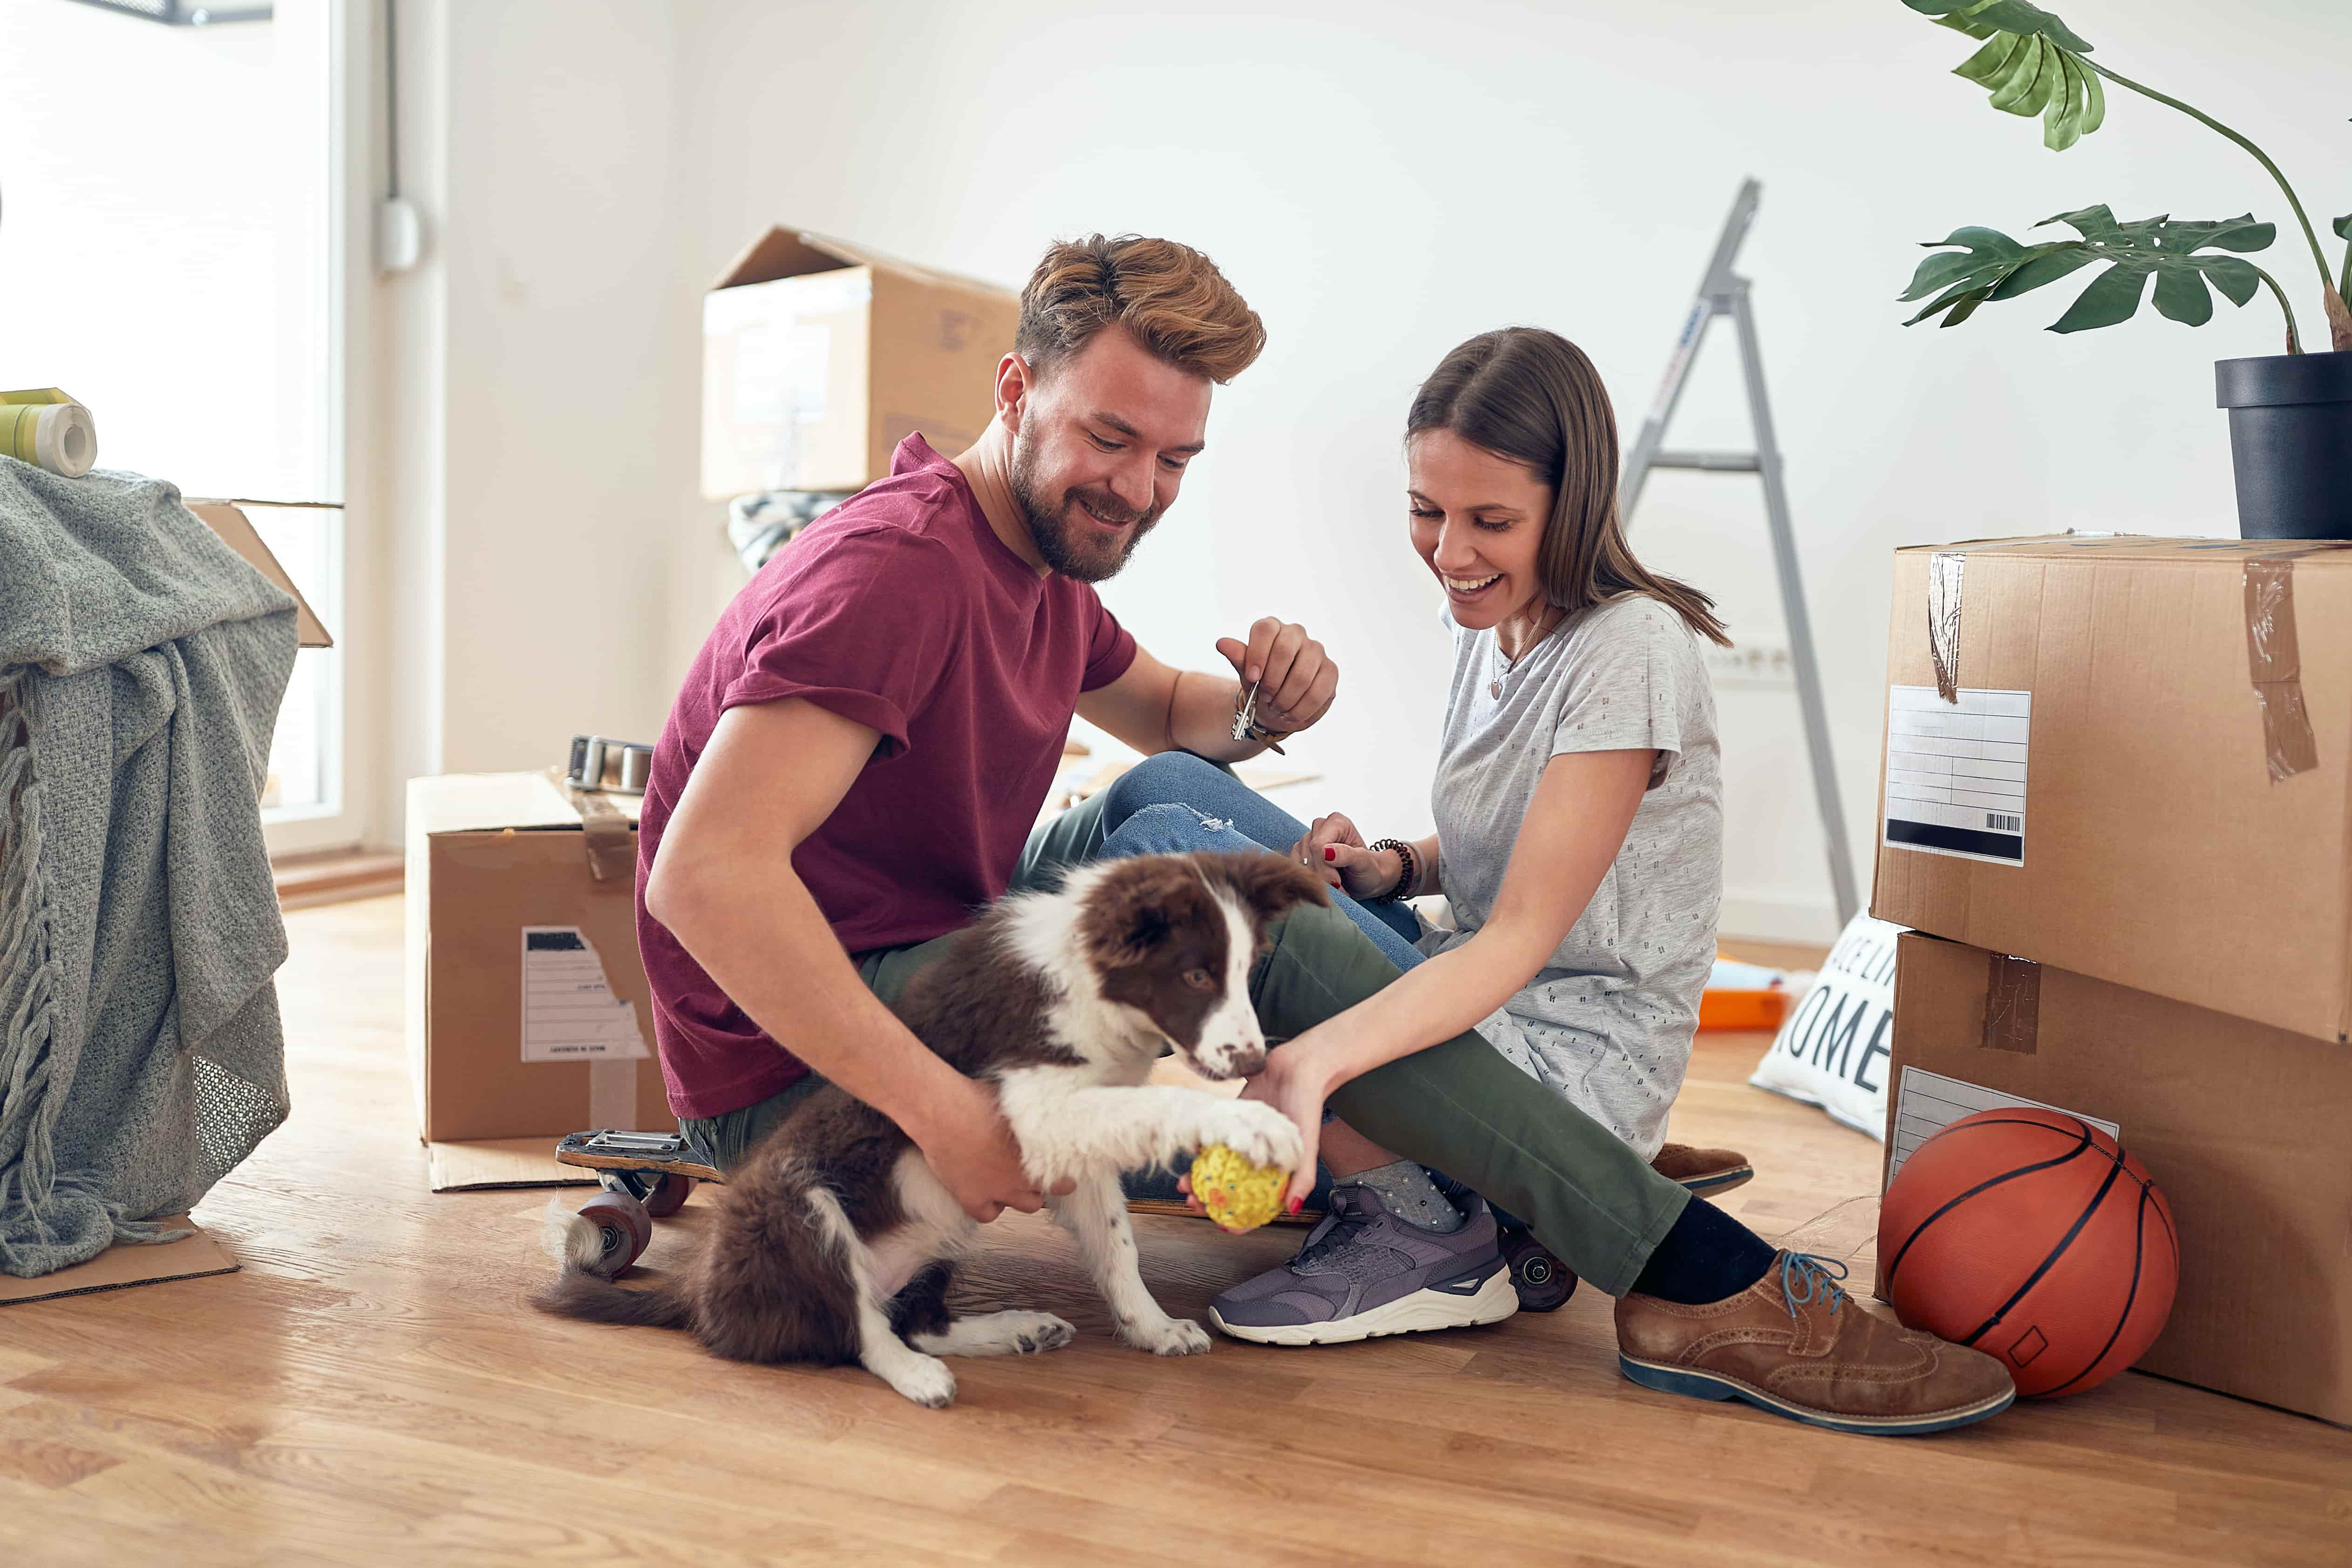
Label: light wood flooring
xmin=3 ymin=895 xmax=2346 ymax=1566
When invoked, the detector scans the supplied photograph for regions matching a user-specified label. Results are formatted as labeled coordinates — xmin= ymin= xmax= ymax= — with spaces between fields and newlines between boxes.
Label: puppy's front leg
xmin=994 ymin=1070 xmax=1303 ymax=1188
xmin=1050 ymin=1171 xmax=1210 ymax=1357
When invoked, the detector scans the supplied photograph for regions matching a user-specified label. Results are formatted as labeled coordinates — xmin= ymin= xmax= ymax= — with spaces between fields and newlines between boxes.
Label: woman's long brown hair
xmin=1407 ymin=327 xmax=1730 ymax=647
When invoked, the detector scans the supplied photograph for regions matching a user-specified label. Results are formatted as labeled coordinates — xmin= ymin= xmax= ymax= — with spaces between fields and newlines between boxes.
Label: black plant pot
xmin=2215 ymin=351 xmax=2352 ymax=540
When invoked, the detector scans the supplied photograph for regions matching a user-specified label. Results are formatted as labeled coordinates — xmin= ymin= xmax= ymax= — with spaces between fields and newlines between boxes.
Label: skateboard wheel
xmin=641 ymin=1172 xmax=693 ymax=1219
xmin=578 ymin=1190 xmax=652 ymax=1277
xmin=1500 ymin=1227 xmax=1577 ymax=1313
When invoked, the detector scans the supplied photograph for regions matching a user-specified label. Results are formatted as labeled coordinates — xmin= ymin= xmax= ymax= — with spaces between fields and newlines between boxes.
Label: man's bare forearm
xmin=1165 ymin=667 xmax=1261 ymax=760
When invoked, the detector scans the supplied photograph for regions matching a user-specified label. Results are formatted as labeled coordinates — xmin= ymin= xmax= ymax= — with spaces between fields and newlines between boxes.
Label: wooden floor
xmin=5 ymin=896 xmax=2346 ymax=1567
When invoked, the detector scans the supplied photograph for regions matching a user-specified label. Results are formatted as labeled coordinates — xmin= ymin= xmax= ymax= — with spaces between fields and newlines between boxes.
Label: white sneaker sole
xmin=1210 ymin=1266 xmax=1521 ymax=1346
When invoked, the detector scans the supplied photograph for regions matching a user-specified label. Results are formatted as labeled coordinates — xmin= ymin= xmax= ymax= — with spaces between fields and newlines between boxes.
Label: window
xmin=1 ymin=0 xmax=348 ymax=849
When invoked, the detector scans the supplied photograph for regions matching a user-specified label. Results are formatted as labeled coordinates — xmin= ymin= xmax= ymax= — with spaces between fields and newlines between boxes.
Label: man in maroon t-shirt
xmin=639 ymin=235 xmax=1335 ymax=1222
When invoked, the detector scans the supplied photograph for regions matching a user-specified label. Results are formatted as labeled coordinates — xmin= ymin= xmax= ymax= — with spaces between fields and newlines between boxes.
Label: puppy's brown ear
xmin=1217 ymin=851 xmax=1332 ymax=929
xmin=1082 ymin=857 xmax=1205 ymax=969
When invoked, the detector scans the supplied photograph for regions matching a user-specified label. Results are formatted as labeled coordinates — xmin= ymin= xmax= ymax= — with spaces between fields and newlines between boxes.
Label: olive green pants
xmin=681 ymin=791 xmax=1690 ymax=1296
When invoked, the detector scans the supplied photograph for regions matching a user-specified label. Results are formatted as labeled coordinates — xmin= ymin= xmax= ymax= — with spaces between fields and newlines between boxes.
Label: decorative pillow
xmin=1747 ymin=912 xmax=1903 ymax=1139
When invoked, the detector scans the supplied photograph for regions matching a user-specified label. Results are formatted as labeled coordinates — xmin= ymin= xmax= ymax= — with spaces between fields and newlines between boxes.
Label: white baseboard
xmin=1718 ymin=887 xmax=1842 ymax=945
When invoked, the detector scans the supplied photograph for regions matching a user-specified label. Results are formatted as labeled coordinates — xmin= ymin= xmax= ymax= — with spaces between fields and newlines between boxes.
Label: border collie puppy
xmin=536 ymin=851 xmax=1327 ymax=1407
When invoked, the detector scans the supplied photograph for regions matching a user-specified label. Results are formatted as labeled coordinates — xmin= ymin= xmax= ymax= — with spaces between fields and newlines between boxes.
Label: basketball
xmin=1878 ymin=1106 xmax=2178 ymax=1398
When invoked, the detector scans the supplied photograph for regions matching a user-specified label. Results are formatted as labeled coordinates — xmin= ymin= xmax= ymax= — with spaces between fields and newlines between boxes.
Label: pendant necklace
xmin=1489 ymin=604 xmax=1560 ymax=699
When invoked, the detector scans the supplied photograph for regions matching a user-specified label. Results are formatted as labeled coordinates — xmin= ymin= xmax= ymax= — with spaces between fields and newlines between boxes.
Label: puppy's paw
xmin=1124 ymin=1314 xmax=1213 ymax=1357
xmin=1208 ymin=1100 xmax=1304 ymax=1173
xmin=1005 ymin=1311 xmax=1077 ymax=1354
xmin=876 ymin=1353 xmax=958 ymax=1408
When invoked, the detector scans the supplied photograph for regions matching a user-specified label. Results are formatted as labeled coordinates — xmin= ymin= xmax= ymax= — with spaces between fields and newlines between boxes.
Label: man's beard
xmin=1008 ymin=437 xmax=1162 ymax=584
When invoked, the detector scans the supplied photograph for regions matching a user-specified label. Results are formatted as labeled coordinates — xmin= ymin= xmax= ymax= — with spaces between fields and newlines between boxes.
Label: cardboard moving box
xmin=1885 ymin=930 xmax=2352 ymax=1425
xmin=701 ymin=226 xmax=1019 ymax=498
xmin=1872 ymin=535 xmax=2352 ymax=1043
xmin=188 ymin=500 xmax=334 ymax=648
xmin=405 ymin=773 xmax=673 ymax=1148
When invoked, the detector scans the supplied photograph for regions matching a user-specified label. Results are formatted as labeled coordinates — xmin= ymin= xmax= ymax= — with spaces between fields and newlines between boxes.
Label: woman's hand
xmin=1285 ymin=812 xmax=1400 ymax=899
xmin=1179 ymin=1034 xmax=1337 ymax=1216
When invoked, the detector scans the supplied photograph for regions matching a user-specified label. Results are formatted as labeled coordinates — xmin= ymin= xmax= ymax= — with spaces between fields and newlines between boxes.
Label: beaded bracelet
xmin=1369 ymin=838 xmax=1418 ymax=902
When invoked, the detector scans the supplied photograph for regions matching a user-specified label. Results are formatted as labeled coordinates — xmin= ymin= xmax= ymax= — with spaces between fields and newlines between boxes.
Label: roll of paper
xmin=0 ymin=389 xmax=96 ymax=478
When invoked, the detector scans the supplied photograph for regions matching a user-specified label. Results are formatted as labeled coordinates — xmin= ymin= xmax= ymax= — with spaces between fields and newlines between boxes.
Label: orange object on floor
xmin=1698 ymin=988 xmax=1790 ymax=1031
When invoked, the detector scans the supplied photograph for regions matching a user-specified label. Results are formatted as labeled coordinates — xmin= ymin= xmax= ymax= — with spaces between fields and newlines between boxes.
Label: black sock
xmin=1627 ymin=1197 xmax=1777 ymax=1304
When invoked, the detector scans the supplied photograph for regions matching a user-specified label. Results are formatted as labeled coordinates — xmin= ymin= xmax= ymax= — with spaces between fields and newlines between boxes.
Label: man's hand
xmin=1217 ymin=618 xmax=1337 ymax=736
xmin=910 ymin=1076 xmax=1074 ymax=1222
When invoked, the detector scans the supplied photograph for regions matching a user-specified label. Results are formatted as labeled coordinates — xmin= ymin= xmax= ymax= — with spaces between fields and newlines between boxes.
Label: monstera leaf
xmin=1900 ymin=207 xmax=2276 ymax=333
xmin=1904 ymin=0 xmax=2104 ymax=149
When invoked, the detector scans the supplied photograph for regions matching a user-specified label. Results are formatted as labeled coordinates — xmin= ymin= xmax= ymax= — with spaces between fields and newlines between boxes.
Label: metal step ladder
xmin=1619 ymin=177 xmax=1860 ymax=928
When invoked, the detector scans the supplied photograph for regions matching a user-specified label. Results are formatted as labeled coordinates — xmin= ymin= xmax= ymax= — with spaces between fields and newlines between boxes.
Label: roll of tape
xmin=0 ymin=398 xmax=96 ymax=478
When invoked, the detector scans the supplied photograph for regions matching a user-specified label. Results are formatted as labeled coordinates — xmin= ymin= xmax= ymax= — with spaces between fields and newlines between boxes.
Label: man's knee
xmin=1102 ymin=749 xmax=1225 ymax=821
xmin=1103 ymin=801 xmax=1224 ymax=859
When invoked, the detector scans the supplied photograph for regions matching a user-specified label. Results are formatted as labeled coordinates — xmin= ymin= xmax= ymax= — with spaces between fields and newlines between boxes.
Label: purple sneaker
xmin=1208 ymin=1185 xmax=1520 ymax=1346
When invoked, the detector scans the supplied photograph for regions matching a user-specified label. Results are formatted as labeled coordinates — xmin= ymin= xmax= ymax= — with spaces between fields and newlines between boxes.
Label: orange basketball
xmin=1879 ymin=1106 xmax=2178 ymax=1398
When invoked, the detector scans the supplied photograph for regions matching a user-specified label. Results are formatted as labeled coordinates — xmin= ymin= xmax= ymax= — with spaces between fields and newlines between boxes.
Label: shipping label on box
xmin=1883 ymin=686 xmax=2030 ymax=864
xmin=519 ymin=927 xmax=651 ymax=1063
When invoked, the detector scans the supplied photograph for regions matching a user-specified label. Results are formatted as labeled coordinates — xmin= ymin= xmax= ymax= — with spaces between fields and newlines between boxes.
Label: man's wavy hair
xmin=1015 ymin=235 xmax=1265 ymax=385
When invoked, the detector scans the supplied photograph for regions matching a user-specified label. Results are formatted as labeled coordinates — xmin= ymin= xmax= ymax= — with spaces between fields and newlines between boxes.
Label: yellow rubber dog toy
xmin=1190 ymin=1143 xmax=1290 ymax=1235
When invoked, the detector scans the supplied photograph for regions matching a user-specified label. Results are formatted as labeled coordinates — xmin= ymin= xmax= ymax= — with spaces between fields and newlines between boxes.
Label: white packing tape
xmin=588 ymin=1057 xmax=639 ymax=1131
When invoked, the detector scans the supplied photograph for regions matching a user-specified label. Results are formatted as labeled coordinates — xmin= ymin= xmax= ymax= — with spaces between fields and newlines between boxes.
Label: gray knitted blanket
xmin=0 ymin=462 xmax=297 ymax=1277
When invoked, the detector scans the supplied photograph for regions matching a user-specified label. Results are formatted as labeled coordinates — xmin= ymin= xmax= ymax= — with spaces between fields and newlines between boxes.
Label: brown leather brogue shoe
xmin=1616 ymin=1252 xmax=2015 ymax=1435
xmin=1650 ymin=1141 xmax=1755 ymax=1197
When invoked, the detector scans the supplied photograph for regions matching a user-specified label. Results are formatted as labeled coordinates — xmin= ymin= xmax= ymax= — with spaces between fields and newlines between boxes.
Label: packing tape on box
xmin=550 ymin=765 xmax=639 ymax=882
xmin=2245 ymin=557 xmax=2320 ymax=784
xmin=1981 ymin=954 xmax=2041 ymax=1054
xmin=588 ymin=1059 xmax=638 ymax=1130
xmin=573 ymin=790 xmax=635 ymax=883
xmin=0 ymin=394 xmax=97 ymax=478
xmin=1928 ymin=551 xmax=1965 ymax=704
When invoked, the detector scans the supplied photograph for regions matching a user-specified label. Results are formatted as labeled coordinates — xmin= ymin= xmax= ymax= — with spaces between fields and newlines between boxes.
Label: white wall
xmin=375 ymin=0 xmax=701 ymax=797
xmin=378 ymin=0 xmax=2348 ymax=936
xmin=653 ymin=0 xmax=2346 ymax=937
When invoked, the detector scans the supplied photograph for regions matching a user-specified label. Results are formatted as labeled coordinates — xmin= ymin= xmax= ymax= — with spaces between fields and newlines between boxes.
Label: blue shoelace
xmin=1777 ymin=1251 xmax=1851 ymax=1319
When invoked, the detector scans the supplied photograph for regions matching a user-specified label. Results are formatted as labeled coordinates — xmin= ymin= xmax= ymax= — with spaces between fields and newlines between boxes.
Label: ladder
xmin=1619 ymin=177 xmax=1860 ymax=929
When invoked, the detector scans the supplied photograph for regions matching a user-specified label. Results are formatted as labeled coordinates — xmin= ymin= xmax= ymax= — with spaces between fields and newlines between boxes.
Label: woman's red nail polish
xmin=1287 ymin=1195 xmax=1304 ymax=1214
xmin=1323 ymin=847 xmax=1336 ymax=862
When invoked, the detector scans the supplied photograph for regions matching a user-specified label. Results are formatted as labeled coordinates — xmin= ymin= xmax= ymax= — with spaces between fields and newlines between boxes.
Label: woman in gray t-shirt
xmin=1276 ymin=327 xmax=1738 ymax=1177
xmin=1103 ymin=327 xmax=1750 ymax=1343
xmin=1409 ymin=590 xmax=1723 ymax=1161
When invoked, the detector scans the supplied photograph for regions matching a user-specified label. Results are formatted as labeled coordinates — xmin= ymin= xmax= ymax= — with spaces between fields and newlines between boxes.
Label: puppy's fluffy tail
xmin=531 ymin=1197 xmax=691 ymax=1330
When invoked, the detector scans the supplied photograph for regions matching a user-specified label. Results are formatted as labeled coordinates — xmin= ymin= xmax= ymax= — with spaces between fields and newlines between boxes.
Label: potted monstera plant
xmin=1894 ymin=0 xmax=2351 ymax=539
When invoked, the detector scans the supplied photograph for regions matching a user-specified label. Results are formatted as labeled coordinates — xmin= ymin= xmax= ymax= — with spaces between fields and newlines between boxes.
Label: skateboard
xmin=555 ymin=1130 xmax=721 ymax=1277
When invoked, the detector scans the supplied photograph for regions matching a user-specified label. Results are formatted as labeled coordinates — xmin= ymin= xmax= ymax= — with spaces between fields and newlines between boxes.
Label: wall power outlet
xmin=1705 ymin=641 xmax=1794 ymax=687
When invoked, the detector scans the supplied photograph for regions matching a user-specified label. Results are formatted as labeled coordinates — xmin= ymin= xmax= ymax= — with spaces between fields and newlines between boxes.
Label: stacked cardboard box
xmin=1870 ymin=535 xmax=2352 ymax=1425
xmin=405 ymin=773 xmax=673 ymax=1160
xmin=701 ymin=226 xmax=1020 ymax=499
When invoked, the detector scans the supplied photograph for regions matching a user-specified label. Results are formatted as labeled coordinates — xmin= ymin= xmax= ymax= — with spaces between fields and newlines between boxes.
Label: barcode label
xmin=1883 ymin=686 xmax=2029 ymax=866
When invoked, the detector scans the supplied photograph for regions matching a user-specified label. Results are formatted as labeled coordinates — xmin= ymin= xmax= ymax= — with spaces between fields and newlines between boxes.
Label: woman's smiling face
xmin=1407 ymin=427 xmax=1556 ymax=635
